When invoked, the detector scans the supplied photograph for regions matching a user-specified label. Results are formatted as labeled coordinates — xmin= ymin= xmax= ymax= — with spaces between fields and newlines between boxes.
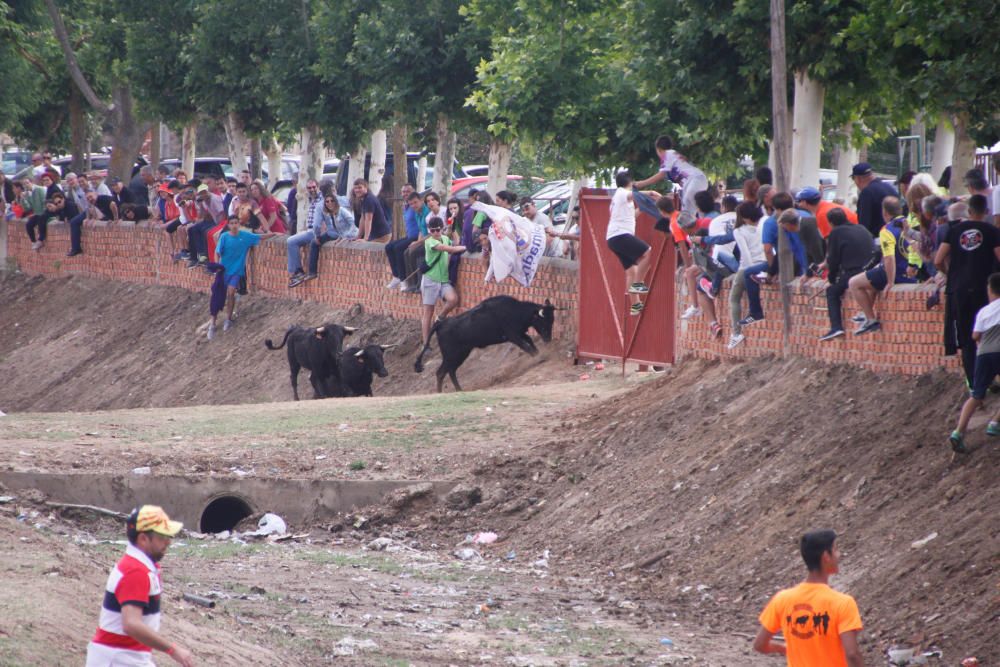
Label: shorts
xmin=865 ymin=265 xmax=889 ymax=291
xmin=224 ymin=273 xmax=242 ymax=289
xmin=607 ymin=234 xmax=650 ymax=270
xmin=420 ymin=275 xmax=455 ymax=306
xmin=970 ymin=352 xmax=1000 ymax=399
xmin=164 ymin=219 xmax=182 ymax=234
xmin=86 ymin=642 xmax=154 ymax=666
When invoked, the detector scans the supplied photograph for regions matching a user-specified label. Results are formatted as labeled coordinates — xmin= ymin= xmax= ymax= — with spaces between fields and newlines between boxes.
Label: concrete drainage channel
xmin=0 ymin=472 xmax=454 ymax=532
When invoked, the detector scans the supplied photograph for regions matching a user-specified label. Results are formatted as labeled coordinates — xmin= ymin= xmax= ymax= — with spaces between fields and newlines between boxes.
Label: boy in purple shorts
xmin=606 ymin=171 xmax=651 ymax=315
xmin=210 ymin=216 xmax=277 ymax=338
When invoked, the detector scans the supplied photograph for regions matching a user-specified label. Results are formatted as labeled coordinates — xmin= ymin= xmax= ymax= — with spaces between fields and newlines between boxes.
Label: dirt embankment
xmin=0 ymin=273 xmax=577 ymax=412
xmin=406 ymin=358 xmax=999 ymax=662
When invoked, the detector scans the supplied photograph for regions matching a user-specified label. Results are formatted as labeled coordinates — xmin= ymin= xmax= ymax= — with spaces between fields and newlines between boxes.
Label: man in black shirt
xmin=820 ymin=209 xmax=874 ymax=340
xmin=852 ymin=162 xmax=897 ymax=236
xmin=109 ymin=177 xmax=134 ymax=209
xmin=935 ymin=193 xmax=1000 ymax=385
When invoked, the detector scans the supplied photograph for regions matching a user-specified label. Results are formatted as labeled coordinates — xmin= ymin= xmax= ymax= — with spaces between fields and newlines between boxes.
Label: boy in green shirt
xmin=421 ymin=216 xmax=466 ymax=345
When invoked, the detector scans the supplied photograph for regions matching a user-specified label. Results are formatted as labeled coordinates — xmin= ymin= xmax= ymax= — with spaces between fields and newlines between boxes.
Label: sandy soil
xmin=1 ymin=273 xmax=997 ymax=666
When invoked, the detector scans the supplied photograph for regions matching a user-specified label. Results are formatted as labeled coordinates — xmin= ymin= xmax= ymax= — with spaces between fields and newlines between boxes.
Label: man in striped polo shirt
xmin=86 ymin=505 xmax=194 ymax=666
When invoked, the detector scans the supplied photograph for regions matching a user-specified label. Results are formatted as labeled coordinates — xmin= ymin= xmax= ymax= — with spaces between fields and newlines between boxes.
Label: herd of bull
xmin=264 ymin=296 xmax=559 ymax=399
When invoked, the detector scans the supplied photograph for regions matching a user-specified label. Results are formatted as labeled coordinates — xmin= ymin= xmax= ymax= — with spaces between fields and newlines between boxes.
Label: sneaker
xmin=819 ymin=328 xmax=845 ymax=341
xmin=851 ymin=312 xmax=866 ymax=323
xmin=726 ymin=333 xmax=745 ymax=349
xmin=630 ymin=302 xmax=645 ymax=316
xmin=223 ymin=319 xmax=233 ymax=332
xmin=206 ymin=323 xmax=216 ymax=341
xmin=710 ymin=321 xmax=723 ymax=338
xmin=303 ymin=273 xmax=318 ymax=282
xmin=66 ymin=249 xmax=82 ymax=257
xmin=680 ymin=305 xmax=702 ymax=320
xmin=171 ymin=251 xmax=185 ymax=262
xmin=628 ymin=282 xmax=650 ymax=294
xmin=986 ymin=421 xmax=1000 ymax=437
xmin=697 ymin=278 xmax=716 ymax=301
xmin=399 ymin=281 xmax=409 ymax=291
xmin=854 ymin=319 xmax=881 ymax=335
xmin=738 ymin=315 xmax=762 ymax=327
xmin=949 ymin=431 xmax=968 ymax=454
xmin=386 ymin=277 xmax=401 ymax=289
xmin=288 ymin=274 xmax=305 ymax=288
xmin=30 ymin=241 xmax=41 ymax=251
xmin=750 ymin=272 xmax=768 ymax=285
xmin=186 ymin=259 xmax=200 ymax=269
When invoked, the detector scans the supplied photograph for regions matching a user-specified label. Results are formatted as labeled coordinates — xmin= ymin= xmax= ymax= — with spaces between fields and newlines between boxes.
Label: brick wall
xmin=3 ymin=221 xmax=960 ymax=376
xmin=676 ymin=273 xmax=961 ymax=376
xmin=5 ymin=221 xmax=580 ymax=340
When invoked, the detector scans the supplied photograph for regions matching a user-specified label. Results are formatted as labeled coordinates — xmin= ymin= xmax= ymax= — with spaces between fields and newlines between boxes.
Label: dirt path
xmin=0 ymin=508 xmax=768 ymax=666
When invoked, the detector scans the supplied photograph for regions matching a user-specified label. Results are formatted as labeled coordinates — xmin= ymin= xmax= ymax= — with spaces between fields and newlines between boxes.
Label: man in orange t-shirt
xmin=754 ymin=530 xmax=865 ymax=667
xmin=796 ymin=187 xmax=858 ymax=238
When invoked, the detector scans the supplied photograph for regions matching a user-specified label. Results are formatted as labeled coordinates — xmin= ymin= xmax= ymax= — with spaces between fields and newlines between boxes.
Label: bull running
xmin=415 ymin=295 xmax=558 ymax=392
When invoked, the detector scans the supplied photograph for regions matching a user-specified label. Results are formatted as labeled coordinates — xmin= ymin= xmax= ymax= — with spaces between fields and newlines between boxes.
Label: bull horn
xmin=537 ymin=308 xmax=545 ymax=317
xmin=343 ymin=326 xmax=357 ymax=333
xmin=315 ymin=326 xmax=326 ymax=334
xmin=354 ymin=349 xmax=365 ymax=357
xmin=380 ymin=344 xmax=398 ymax=351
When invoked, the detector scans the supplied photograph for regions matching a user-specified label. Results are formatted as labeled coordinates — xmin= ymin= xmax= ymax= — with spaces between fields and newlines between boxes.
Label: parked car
xmin=460 ymin=164 xmax=489 ymax=178
xmin=52 ymin=154 xmax=147 ymax=178
xmin=334 ymin=152 xmax=465 ymax=196
xmin=158 ymin=156 xmax=299 ymax=183
xmin=450 ymin=175 xmax=544 ymax=202
xmin=520 ymin=179 xmax=572 ymax=223
xmin=2 ymin=150 xmax=35 ymax=175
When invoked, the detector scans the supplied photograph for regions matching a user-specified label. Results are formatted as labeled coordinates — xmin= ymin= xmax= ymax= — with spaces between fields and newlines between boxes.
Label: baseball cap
xmin=108 ymin=177 xmax=122 ymax=185
xmin=157 ymin=184 xmax=171 ymax=194
xmin=128 ymin=505 xmax=183 ymax=537
xmin=795 ymin=186 xmax=821 ymax=202
xmin=851 ymin=162 xmax=873 ymax=177
xmin=196 ymin=184 xmax=209 ymax=193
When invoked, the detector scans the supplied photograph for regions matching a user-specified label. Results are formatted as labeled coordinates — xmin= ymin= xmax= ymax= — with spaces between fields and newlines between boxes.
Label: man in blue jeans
xmin=384 ymin=192 xmax=427 ymax=290
xmin=740 ymin=194 xmax=808 ymax=327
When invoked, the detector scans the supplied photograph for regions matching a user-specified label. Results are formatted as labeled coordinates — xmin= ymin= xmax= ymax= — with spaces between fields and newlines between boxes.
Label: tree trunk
xmin=296 ymin=125 xmax=324 ymax=224
xmin=68 ymin=84 xmax=87 ymax=174
xmin=931 ymin=115 xmax=955 ymax=184
xmin=223 ymin=112 xmax=249 ymax=174
xmin=416 ymin=155 xmax=428 ymax=193
xmin=391 ymin=123 xmax=407 ymax=236
xmin=770 ymin=0 xmax=792 ymax=351
xmin=265 ymin=137 xmax=282 ymax=189
xmin=42 ymin=0 xmax=112 ymax=115
xmin=249 ymin=137 xmax=263 ymax=181
xmin=487 ymin=139 xmax=511 ymax=196
xmin=347 ymin=145 xmax=366 ymax=191
xmin=432 ymin=114 xmax=457 ymax=197
xmin=910 ymin=112 xmax=926 ymax=172
xmin=181 ymin=123 xmax=197 ymax=178
xmin=790 ymin=69 xmax=824 ymax=191
xmin=107 ymin=85 xmax=150 ymax=183
xmin=951 ymin=112 xmax=976 ymax=188
xmin=836 ymin=123 xmax=860 ymax=207
xmin=369 ymin=130 xmax=387 ymax=195
xmin=149 ymin=121 xmax=161 ymax=174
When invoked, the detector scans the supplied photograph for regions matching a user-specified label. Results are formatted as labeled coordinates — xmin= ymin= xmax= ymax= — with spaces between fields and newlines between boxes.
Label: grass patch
xmin=171 ymin=541 xmax=268 ymax=560
xmin=295 ymin=550 xmax=406 ymax=575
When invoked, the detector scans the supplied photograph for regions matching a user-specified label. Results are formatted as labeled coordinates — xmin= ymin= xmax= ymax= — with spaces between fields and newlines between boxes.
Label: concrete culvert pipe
xmin=200 ymin=495 xmax=254 ymax=533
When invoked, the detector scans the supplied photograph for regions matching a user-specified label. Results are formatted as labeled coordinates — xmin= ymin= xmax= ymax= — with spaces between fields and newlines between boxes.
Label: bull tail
xmin=265 ymin=328 xmax=294 ymax=351
xmin=414 ymin=321 xmax=441 ymax=373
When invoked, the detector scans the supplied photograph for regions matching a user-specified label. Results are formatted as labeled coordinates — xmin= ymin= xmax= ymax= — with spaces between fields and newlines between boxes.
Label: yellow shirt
xmin=759 ymin=582 xmax=863 ymax=667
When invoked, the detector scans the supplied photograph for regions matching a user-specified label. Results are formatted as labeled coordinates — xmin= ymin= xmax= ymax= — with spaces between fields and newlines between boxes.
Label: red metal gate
xmin=576 ymin=188 xmax=676 ymax=367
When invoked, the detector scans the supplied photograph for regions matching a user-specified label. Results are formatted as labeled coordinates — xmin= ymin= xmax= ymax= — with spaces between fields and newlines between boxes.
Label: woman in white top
xmin=728 ymin=201 xmax=765 ymax=349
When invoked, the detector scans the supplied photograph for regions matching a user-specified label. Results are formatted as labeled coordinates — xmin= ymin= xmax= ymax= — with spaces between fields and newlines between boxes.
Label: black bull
xmin=264 ymin=323 xmax=355 ymax=400
xmin=340 ymin=344 xmax=396 ymax=396
xmin=414 ymin=296 xmax=557 ymax=392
